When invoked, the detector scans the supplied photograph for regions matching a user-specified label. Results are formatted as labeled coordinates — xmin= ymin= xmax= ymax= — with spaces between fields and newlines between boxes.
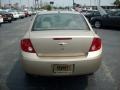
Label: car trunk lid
xmin=30 ymin=30 xmax=95 ymax=57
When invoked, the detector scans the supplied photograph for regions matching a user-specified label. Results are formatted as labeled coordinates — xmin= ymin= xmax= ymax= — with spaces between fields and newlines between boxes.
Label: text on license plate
xmin=53 ymin=64 xmax=74 ymax=73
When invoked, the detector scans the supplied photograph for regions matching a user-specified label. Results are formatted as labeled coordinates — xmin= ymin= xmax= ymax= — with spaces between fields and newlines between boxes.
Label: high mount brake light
xmin=53 ymin=38 xmax=72 ymax=40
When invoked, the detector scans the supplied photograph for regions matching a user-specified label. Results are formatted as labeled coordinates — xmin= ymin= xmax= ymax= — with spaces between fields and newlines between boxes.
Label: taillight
xmin=89 ymin=38 xmax=101 ymax=52
xmin=21 ymin=39 xmax=36 ymax=53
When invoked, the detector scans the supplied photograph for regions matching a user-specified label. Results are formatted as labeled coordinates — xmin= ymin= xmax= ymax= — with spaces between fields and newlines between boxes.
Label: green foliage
xmin=42 ymin=5 xmax=52 ymax=11
xmin=114 ymin=0 xmax=120 ymax=6
xmin=46 ymin=5 xmax=52 ymax=11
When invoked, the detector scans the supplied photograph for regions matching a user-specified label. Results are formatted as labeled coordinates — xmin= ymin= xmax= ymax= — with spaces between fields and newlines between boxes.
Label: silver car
xmin=20 ymin=11 xmax=102 ymax=76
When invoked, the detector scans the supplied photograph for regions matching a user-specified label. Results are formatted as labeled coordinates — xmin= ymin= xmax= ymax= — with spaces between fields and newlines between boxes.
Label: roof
xmin=37 ymin=11 xmax=80 ymax=15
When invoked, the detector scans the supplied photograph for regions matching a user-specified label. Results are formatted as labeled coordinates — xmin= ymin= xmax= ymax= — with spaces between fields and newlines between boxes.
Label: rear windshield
xmin=32 ymin=13 xmax=90 ymax=31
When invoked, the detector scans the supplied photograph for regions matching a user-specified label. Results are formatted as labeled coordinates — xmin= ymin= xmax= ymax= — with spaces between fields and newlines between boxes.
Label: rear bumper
xmin=21 ymin=49 xmax=102 ymax=76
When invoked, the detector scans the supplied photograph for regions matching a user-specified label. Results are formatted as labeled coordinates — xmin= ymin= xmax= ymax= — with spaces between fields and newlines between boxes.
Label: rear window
xmin=32 ymin=13 xmax=89 ymax=31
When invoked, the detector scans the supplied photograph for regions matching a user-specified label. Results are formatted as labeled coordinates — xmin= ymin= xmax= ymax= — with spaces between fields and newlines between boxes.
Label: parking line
xmin=102 ymin=62 xmax=115 ymax=82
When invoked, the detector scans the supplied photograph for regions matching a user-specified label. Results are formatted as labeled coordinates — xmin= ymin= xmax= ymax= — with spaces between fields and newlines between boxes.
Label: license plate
xmin=53 ymin=64 xmax=74 ymax=73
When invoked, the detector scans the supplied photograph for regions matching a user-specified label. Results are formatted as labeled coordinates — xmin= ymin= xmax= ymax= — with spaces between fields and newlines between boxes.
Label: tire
xmin=13 ymin=18 xmax=17 ymax=20
xmin=8 ymin=20 xmax=12 ymax=23
xmin=25 ymin=72 xmax=39 ymax=79
xmin=94 ymin=20 xmax=102 ymax=28
xmin=88 ymin=72 xmax=94 ymax=75
xmin=25 ymin=72 xmax=33 ymax=78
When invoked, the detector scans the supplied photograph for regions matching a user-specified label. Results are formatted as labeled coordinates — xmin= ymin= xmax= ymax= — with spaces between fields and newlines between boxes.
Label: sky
xmin=2 ymin=0 xmax=115 ymax=7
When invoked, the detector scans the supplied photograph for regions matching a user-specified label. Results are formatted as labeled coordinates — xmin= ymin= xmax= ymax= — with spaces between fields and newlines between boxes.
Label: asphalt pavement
xmin=0 ymin=17 xmax=120 ymax=90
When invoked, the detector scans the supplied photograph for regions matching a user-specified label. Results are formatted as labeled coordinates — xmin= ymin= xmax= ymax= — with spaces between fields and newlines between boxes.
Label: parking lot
xmin=0 ymin=16 xmax=120 ymax=90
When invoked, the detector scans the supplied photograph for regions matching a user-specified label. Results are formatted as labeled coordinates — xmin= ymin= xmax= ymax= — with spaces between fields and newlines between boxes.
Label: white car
xmin=8 ymin=11 xmax=19 ymax=19
xmin=0 ymin=15 xmax=3 ymax=25
xmin=27 ymin=10 xmax=33 ymax=16
xmin=0 ymin=9 xmax=5 ymax=24
xmin=18 ymin=11 xmax=25 ymax=18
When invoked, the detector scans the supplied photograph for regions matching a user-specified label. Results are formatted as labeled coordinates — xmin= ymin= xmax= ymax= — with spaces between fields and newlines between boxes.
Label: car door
xmin=101 ymin=15 xmax=113 ymax=26
xmin=114 ymin=12 xmax=120 ymax=26
xmin=107 ymin=12 xmax=120 ymax=27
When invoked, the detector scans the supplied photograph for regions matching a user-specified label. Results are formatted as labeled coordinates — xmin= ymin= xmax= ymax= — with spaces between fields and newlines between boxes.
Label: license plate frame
xmin=52 ymin=64 xmax=74 ymax=73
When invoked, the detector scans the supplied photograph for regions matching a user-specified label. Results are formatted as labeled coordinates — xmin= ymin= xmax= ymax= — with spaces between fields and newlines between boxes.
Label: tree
xmin=46 ymin=5 xmax=52 ymax=11
xmin=42 ymin=5 xmax=52 ymax=11
xmin=114 ymin=0 xmax=120 ymax=7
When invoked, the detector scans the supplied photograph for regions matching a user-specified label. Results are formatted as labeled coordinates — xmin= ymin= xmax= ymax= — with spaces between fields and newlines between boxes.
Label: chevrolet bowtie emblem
xmin=58 ymin=42 xmax=68 ymax=50
xmin=58 ymin=42 xmax=68 ymax=45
